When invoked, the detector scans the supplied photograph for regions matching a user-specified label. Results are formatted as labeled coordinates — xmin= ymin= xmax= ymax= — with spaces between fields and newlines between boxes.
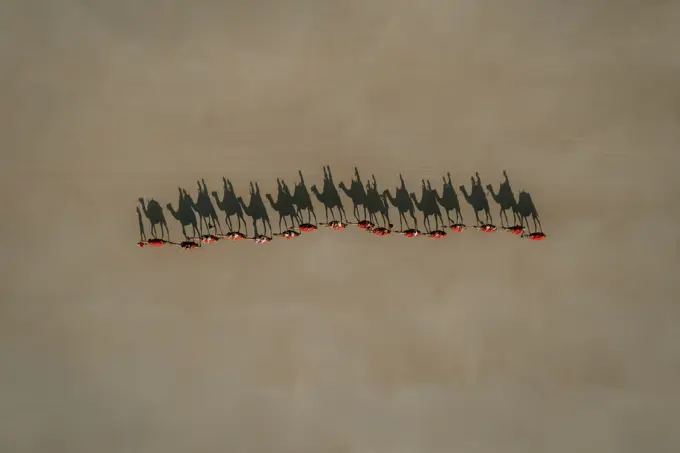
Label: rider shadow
xmin=338 ymin=167 xmax=369 ymax=221
xmin=486 ymin=170 xmax=521 ymax=228
xmin=138 ymin=197 xmax=170 ymax=239
xmin=136 ymin=206 xmax=147 ymax=242
xmin=211 ymin=177 xmax=248 ymax=234
xmin=266 ymin=178 xmax=300 ymax=233
xmin=166 ymin=187 xmax=201 ymax=239
xmin=310 ymin=165 xmax=348 ymax=223
xmin=238 ymin=181 xmax=273 ymax=236
xmin=292 ymin=170 xmax=318 ymax=225
xmin=383 ymin=174 xmax=418 ymax=231
xmin=364 ymin=174 xmax=391 ymax=227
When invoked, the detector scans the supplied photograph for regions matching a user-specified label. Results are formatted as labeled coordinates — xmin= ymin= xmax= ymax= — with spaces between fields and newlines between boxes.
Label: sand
xmin=2 ymin=0 xmax=680 ymax=451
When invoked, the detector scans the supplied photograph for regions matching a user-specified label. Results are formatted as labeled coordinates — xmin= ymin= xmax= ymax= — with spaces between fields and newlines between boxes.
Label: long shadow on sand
xmin=338 ymin=167 xmax=369 ymax=221
xmin=190 ymin=179 xmax=223 ymax=235
xmin=211 ymin=177 xmax=248 ymax=235
xmin=435 ymin=172 xmax=465 ymax=226
xmin=138 ymin=197 xmax=170 ymax=240
xmin=410 ymin=179 xmax=445 ymax=232
xmin=166 ymin=187 xmax=200 ymax=239
xmin=515 ymin=189 xmax=543 ymax=233
xmin=310 ymin=165 xmax=348 ymax=223
xmin=266 ymin=178 xmax=300 ymax=233
xmin=364 ymin=174 xmax=391 ymax=227
xmin=485 ymin=170 xmax=521 ymax=228
xmin=238 ymin=181 xmax=273 ymax=236
xmin=383 ymin=174 xmax=418 ymax=231
xmin=459 ymin=172 xmax=493 ymax=226
xmin=292 ymin=170 xmax=318 ymax=225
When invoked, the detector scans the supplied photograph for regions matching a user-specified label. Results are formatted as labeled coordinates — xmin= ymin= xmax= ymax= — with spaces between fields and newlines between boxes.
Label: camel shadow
xmin=238 ymin=181 xmax=273 ymax=236
xmin=310 ymin=165 xmax=348 ymax=223
xmin=211 ymin=177 xmax=248 ymax=235
xmin=436 ymin=172 xmax=465 ymax=226
xmin=267 ymin=178 xmax=300 ymax=233
xmin=486 ymin=170 xmax=521 ymax=228
xmin=138 ymin=197 xmax=170 ymax=240
xmin=383 ymin=174 xmax=418 ymax=231
xmin=166 ymin=187 xmax=201 ymax=239
xmin=410 ymin=179 xmax=445 ymax=232
xmin=515 ymin=189 xmax=543 ymax=233
xmin=338 ymin=167 xmax=369 ymax=221
xmin=459 ymin=172 xmax=493 ymax=226
xmin=364 ymin=174 xmax=391 ymax=227
xmin=292 ymin=170 xmax=318 ymax=225
xmin=191 ymin=179 xmax=224 ymax=235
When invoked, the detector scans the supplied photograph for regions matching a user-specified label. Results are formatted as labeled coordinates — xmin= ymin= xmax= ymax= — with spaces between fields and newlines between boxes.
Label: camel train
xmin=137 ymin=168 xmax=545 ymax=248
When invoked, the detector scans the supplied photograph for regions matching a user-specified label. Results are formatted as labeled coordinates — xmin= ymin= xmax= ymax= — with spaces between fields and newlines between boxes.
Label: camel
xmin=369 ymin=224 xmax=393 ymax=236
xmin=166 ymin=187 xmax=200 ymax=239
xmin=250 ymin=234 xmax=273 ymax=244
xmin=459 ymin=173 xmax=493 ymax=226
xmin=177 ymin=240 xmax=201 ymax=250
xmin=394 ymin=228 xmax=422 ymax=238
xmin=273 ymin=229 xmax=302 ymax=240
xmin=486 ymin=170 xmax=520 ymax=227
xmin=310 ymin=166 xmax=347 ymax=223
xmin=266 ymin=178 xmax=300 ymax=233
xmin=349 ymin=219 xmax=375 ymax=231
xmin=211 ymin=177 xmax=247 ymax=234
xmin=138 ymin=197 xmax=170 ymax=240
xmin=338 ymin=167 xmax=368 ymax=221
xmin=319 ymin=220 xmax=348 ymax=230
xmin=383 ymin=174 xmax=418 ymax=231
xmin=515 ymin=190 xmax=543 ymax=233
xmin=521 ymin=231 xmax=547 ymax=240
xmin=292 ymin=171 xmax=318 ymax=224
xmin=238 ymin=182 xmax=273 ymax=236
xmin=191 ymin=179 xmax=223 ymax=234
xmin=436 ymin=172 xmax=465 ymax=225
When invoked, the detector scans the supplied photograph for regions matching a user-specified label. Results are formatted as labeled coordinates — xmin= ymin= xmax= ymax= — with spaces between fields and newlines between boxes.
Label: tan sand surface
xmin=2 ymin=1 xmax=680 ymax=451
